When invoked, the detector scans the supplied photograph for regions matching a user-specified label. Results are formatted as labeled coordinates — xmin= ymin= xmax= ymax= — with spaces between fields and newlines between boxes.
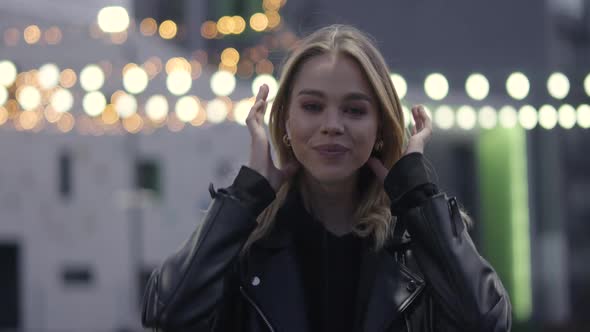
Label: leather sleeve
xmin=141 ymin=166 xmax=276 ymax=331
xmin=399 ymin=194 xmax=512 ymax=331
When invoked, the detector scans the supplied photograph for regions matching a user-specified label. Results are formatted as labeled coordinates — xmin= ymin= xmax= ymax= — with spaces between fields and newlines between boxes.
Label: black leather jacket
xmin=141 ymin=153 xmax=512 ymax=332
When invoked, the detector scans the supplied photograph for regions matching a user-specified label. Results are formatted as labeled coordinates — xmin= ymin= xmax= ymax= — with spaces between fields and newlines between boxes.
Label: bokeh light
xmin=518 ymin=105 xmax=538 ymax=129
xmin=166 ymin=70 xmax=192 ymax=96
xmin=499 ymin=105 xmax=518 ymax=128
xmin=390 ymin=74 xmax=407 ymax=99
xmin=465 ymin=73 xmax=489 ymax=100
xmin=221 ymin=48 xmax=240 ymax=66
xmin=232 ymin=16 xmax=247 ymax=34
xmin=234 ymin=98 xmax=255 ymax=126
xmin=140 ymin=18 xmax=158 ymax=36
xmin=175 ymin=96 xmax=200 ymax=122
xmin=146 ymin=95 xmax=169 ymax=121
xmin=17 ymin=86 xmax=42 ymax=110
xmin=60 ymin=69 xmax=77 ymax=88
xmin=547 ymin=72 xmax=570 ymax=99
xmin=0 ymin=86 xmax=7 ymax=106
xmin=23 ymin=25 xmax=41 ymax=44
xmin=83 ymin=91 xmax=107 ymax=116
xmin=456 ymin=105 xmax=477 ymax=130
xmin=210 ymin=71 xmax=236 ymax=96
xmin=250 ymin=13 xmax=269 ymax=32
xmin=424 ymin=73 xmax=449 ymax=100
xmin=506 ymin=72 xmax=529 ymax=100
xmin=557 ymin=104 xmax=576 ymax=129
xmin=538 ymin=105 xmax=557 ymax=129
xmin=434 ymin=105 xmax=454 ymax=130
xmin=50 ymin=88 xmax=74 ymax=113
xmin=115 ymin=93 xmax=137 ymax=118
xmin=80 ymin=65 xmax=105 ymax=91
xmin=159 ymin=20 xmax=177 ymax=39
xmin=206 ymin=98 xmax=229 ymax=123
xmin=585 ymin=74 xmax=590 ymax=97
xmin=201 ymin=21 xmax=217 ymax=39
xmin=252 ymin=74 xmax=278 ymax=100
xmin=44 ymin=26 xmax=63 ymax=44
xmin=97 ymin=6 xmax=130 ymax=33
xmin=478 ymin=106 xmax=497 ymax=129
xmin=577 ymin=104 xmax=590 ymax=129
xmin=39 ymin=63 xmax=60 ymax=89
xmin=0 ymin=60 xmax=18 ymax=87
xmin=123 ymin=66 xmax=149 ymax=94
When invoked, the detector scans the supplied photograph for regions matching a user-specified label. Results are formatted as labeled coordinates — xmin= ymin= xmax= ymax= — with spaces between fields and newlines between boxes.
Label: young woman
xmin=141 ymin=25 xmax=511 ymax=332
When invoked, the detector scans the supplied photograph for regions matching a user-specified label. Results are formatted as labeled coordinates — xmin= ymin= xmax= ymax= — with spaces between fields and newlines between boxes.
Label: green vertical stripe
xmin=477 ymin=127 xmax=532 ymax=322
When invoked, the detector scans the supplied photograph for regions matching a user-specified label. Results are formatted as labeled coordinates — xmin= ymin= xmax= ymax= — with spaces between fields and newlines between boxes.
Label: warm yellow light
xmin=201 ymin=21 xmax=217 ymax=39
xmin=83 ymin=91 xmax=107 ymax=116
xmin=263 ymin=0 xmax=282 ymax=11
xmin=577 ymin=104 xmax=590 ymax=128
xmin=234 ymin=98 xmax=255 ymax=126
xmin=166 ymin=70 xmax=192 ymax=96
xmin=232 ymin=16 xmax=247 ymax=34
xmin=0 ymin=107 xmax=8 ymax=125
xmin=165 ymin=57 xmax=191 ymax=74
xmin=518 ymin=105 xmax=537 ymax=129
xmin=266 ymin=11 xmax=281 ymax=29
xmin=434 ymin=105 xmax=454 ymax=130
xmin=110 ymin=31 xmax=128 ymax=44
xmin=4 ymin=28 xmax=20 ymax=46
xmin=538 ymin=105 xmax=557 ymax=129
xmin=140 ymin=18 xmax=158 ymax=36
xmin=206 ymin=98 xmax=228 ymax=123
xmin=19 ymin=110 xmax=39 ymax=130
xmin=123 ymin=66 xmax=149 ymax=94
xmin=97 ymin=6 xmax=130 ymax=33
xmin=390 ymin=73 xmax=407 ymax=99
xmin=59 ymin=69 xmax=77 ymax=88
xmin=115 ymin=93 xmax=137 ymax=118
xmin=221 ymin=48 xmax=240 ymax=66
xmin=24 ymin=25 xmax=41 ymax=44
xmin=50 ymin=88 xmax=73 ymax=113
xmin=250 ymin=13 xmax=269 ymax=32
xmin=465 ymin=73 xmax=489 ymax=100
xmin=499 ymin=105 xmax=518 ymax=128
xmin=0 ymin=86 xmax=7 ymax=106
xmin=547 ymin=72 xmax=569 ymax=99
xmin=0 ymin=60 xmax=18 ymax=87
xmin=122 ymin=113 xmax=143 ymax=133
xmin=478 ymin=106 xmax=497 ymax=129
xmin=80 ymin=65 xmax=105 ymax=91
xmin=44 ymin=26 xmax=62 ymax=44
xmin=252 ymin=74 xmax=278 ymax=100
xmin=557 ymin=104 xmax=576 ymax=129
xmin=17 ymin=86 xmax=41 ymax=110
xmin=159 ymin=20 xmax=177 ymax=39
xmin=146 ymin=95 xmax=169 ymax=121
xmin=175 ymin=96 xmax=200 ymax=122
xmin=457 ymin=105 xmax=477 ymax=130
xmin=424 ymin=73 xmax=448 ymax=100
xmin=39 ymin=63 xmax=60 ymax=89
xmin=506 ymin=72 xmax=529 ymax=100
xmin=217 ymin=16 xmax=234 ymax=35
xmin=57 ymin=112 xmax=75 ymax=132
xmin=255 ymin=59 xmax=273 ymax=75
xmin=101 ymin=104 xmax=119 ymax=125
xmin=210 ymin=71 xmax=236 ymax=97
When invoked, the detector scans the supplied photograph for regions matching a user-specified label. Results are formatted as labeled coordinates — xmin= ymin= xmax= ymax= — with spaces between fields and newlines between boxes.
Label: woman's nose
xmin=320 ymin=110 xmax=344 ymax=135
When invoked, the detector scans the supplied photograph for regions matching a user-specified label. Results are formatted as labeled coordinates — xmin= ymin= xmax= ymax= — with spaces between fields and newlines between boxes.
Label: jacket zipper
xmin=240 ymin=286 xmax=276 ymax=332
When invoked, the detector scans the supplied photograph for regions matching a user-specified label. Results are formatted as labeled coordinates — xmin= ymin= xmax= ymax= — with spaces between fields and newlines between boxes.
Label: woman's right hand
xmin=246 ymin=84 xmax=300 ymax=192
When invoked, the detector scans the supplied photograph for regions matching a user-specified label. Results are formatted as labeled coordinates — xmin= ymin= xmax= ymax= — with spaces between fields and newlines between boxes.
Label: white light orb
xmin=83 ymin=91 xmax=107 ymax=116
xmin=166 ymin=70 xmax=192 ymax=96
xmin=0 ymin=85 xmax=7 ymax=106
xmin=434 ymin=105 xmax=454 ymax=130
xmin=456 ymin=105 xmax=477 ymax=130
xmin=518 ymin=105 xmax=538 ymax=130
xmin=0 ymin=60 xmax=17 ymax=87
xmin=538 ymin=105 xmax=557 ymax=129
xmin=465 ymin=73 xmax=489 ymax=100
xmin=206 ymin=98 xmax=228 ymax=124
xmin=97 ymin=6 xmax=130 ymax=33
xmin=506 ymin=72 xmax=529 ymax=100
xmin=547 ymin=72 xmax=569 ymax=100
xmin=39 ymin=63 xmax=60 ymax=89
xmin=576 ymin=104 xmax=590 ymax=129
xmin=175 ymin=96 xmax=200 ymax=122
xmin=499 ymin=106 xmax=518 ymax=128
xmin=424 ymin=73 xmax=449 ymax=100
xmin=51 ymin=88 xmax=74 ymax=113
xmin=210 ymin=70 xmax=236 ymax=96
xmin=234 ymin=99 xmax=255 ymax=126
xmin=390 ymin=73 xmax=407 ymax=99
xmin=123 ymin=66 xmax=149 ymax=94
xmin=145 ymin=95 xmax=169 ymax=121
xmin=115 ymin=93 xmax=137 ymax=118
xmin=17 ymin=86 xmax=41 ymax=110
xmin=80 ymin=65 xmax=105 ymax=92
xmin=251 ymin=74 xmax=278 ymax=100
xmin=557 ymin=104 xmax=576 ymax=129
xmin=478 ymin=106 xmax=497 ymax=129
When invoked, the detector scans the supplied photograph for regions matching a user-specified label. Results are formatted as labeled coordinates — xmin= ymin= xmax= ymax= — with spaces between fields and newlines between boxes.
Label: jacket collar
xmin=241 ymin=187 xmax=425 ymax=332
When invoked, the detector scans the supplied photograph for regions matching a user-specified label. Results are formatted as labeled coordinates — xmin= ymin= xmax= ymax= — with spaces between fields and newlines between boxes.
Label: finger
xmin=255 ymin=84 xmax=269 ymax=102
xmin=366 ymin=157 xmax=388 ymax=182
xmin=246 ymin=100 xmax=266 ymax=128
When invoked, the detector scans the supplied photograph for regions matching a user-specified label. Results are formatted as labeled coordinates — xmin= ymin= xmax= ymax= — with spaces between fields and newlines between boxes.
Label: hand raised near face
xmin=246 ymin=84 xmax=300 ymax=191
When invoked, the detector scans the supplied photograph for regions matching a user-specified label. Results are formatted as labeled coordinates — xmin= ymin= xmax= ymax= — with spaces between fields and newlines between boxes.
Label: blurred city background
xmin=0 ymin=0 xmax=589 ymax=331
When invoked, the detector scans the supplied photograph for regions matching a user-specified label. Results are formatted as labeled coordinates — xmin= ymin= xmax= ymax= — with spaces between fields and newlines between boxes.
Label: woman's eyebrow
xmin=297 ymin=89 xmax=372 ymax=102
xmin=297 ymin=89 xmax=325 ymax=97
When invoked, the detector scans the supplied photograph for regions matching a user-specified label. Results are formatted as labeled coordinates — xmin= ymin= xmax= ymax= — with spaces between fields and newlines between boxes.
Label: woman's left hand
xmin=367 ymin=105 xmax=433 ymax=182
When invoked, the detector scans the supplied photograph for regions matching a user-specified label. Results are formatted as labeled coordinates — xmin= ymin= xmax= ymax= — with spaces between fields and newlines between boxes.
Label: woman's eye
xmin=302 ymin=103 xmax=322 ymax=112
xmin=345 ymin=107 xmax=366 ymax=115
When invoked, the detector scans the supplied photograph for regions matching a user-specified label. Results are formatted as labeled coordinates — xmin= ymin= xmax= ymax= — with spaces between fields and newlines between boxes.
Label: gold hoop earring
xmin=374 ymin=140 xmax=383 ymax=152
xmin=283 ymin=134 xmax=291 ymax=147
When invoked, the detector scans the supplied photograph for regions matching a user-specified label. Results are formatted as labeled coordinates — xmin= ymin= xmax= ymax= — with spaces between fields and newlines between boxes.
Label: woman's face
xmin=285 ymin=53 xmax=380 ymax=184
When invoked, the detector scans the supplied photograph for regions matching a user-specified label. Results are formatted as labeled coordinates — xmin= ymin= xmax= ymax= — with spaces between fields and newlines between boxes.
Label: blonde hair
xmin=243 ymin=24 xmax=408 ymax=252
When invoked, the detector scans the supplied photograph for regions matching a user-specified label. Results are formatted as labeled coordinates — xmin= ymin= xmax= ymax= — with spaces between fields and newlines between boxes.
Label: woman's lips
xmin=313 ymin=144 xmax=349 ymax=158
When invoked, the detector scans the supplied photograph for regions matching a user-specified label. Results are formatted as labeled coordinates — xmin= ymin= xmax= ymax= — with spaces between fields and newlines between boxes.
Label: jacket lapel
xmin=355 ymin=244 xmax=426 ymax=332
